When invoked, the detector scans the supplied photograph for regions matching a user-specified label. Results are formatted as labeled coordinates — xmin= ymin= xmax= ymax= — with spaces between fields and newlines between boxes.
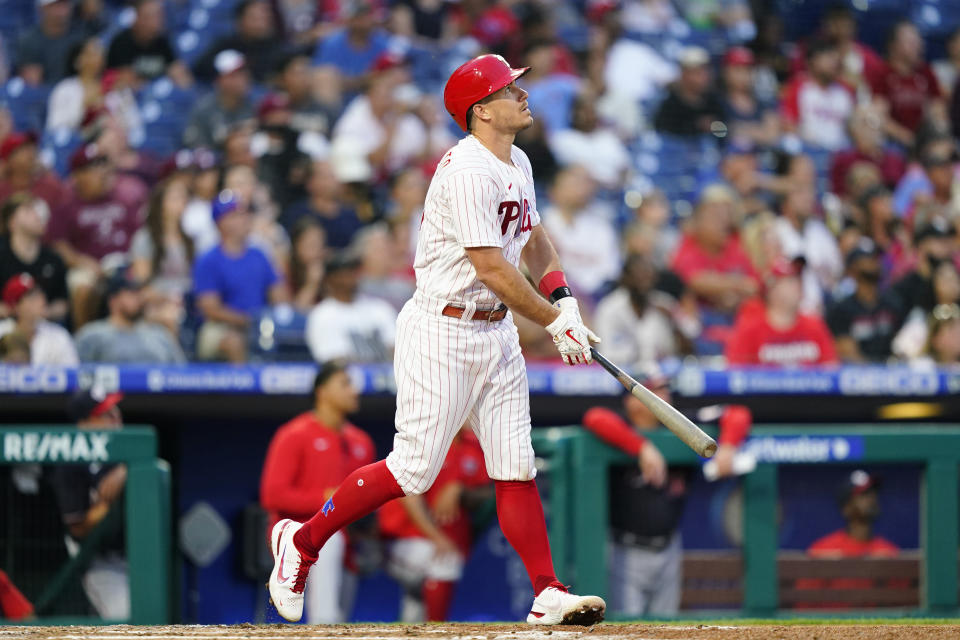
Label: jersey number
xmin=498 ymin=199 xmax=533 ymax=236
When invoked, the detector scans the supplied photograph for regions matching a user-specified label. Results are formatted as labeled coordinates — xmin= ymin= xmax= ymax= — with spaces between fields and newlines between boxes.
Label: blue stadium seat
xmin=2 ymin=78 xmax=51 ymax=133
xmin=252 ymin=306 xmax=313 ymax=362
xmin=137 ymin=77 xmax=201 ymax=155
xmin=40 ymin=128 xmax=83 ymax=177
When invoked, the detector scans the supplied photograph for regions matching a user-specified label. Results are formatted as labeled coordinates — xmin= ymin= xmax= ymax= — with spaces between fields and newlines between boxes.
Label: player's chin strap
xmin=538 ymin=270 xmax=572 ymax=303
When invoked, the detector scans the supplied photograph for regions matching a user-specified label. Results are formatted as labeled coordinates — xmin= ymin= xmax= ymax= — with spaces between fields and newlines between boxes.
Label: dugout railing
xmin=531 ymin=425 xmax=960 ymax=617
xmin=1 ymin=426 xmax=172 ymax=625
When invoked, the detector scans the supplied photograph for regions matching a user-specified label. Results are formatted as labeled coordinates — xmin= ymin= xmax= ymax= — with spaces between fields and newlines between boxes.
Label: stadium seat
xmin=40 ymin=128 xmax=83 ymax=178
xmin=2 ymin=78 xmax=51 ymax=133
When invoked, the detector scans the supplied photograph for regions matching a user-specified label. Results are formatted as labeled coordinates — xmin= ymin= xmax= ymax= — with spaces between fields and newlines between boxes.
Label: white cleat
xmin=267 ymin=518 xmax=312 ymax=622
xmin=526 ymin=586 xmax=606 ymax=625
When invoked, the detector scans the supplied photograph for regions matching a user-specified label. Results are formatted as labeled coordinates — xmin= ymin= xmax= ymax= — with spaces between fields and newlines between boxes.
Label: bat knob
xmin=703 ymin=441 xmax=718 ymax=458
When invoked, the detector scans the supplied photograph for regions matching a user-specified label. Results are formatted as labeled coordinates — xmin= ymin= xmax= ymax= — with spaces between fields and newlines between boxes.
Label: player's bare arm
xmin=465 ymin=246 xmax=560 ymax=327
xmin=520 ymin=224 xmax=563 ymax=284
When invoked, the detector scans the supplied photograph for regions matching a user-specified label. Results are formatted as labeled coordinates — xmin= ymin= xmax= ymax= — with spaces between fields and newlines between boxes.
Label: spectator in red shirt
xmin=47 ymin=142 xmax=148 ymax=327
xmin=867 ymin=21 xmax=945 ymax=147
xmin=726 ymin=257 xmax=838 ymax=366
xmin=379 ymin=428 xmax=491 ymax=622
xmin=0 ymin=131 xmax=68 ymax=216
xmin=830 ymin=104 xmax=906 ymax=196
xmin=781 ymin=37 xmax=855 ymax=151
xmin=790 ymin=5 xmax=884 ymax=95
xmin=670 ymin=184 xmax=759 ymax=315
xmin=260 ymin=360 xmax=375 ymax=623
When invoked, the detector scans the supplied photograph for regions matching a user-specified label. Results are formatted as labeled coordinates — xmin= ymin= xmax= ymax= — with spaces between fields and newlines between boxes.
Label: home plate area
xmin=3 ymin=624 xmax=960 ymax=640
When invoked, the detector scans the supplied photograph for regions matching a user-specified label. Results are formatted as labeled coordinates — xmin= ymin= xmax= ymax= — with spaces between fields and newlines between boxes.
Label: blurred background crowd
xmin=0 ymin=0 xmax=958 ymax=369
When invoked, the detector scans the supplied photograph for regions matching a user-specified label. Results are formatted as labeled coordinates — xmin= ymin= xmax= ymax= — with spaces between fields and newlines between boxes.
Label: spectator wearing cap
xmin=331 ymin=53 xmax=454 ymax=177
xmin=0 ymin=273 xmax=77 ymax=365
xmin=47 ymin=388 xmax=130 ymax=620
xmin=827 ymin=239 xmax=906 ymax=362
xmin=192 ymin=190 xmax=289 ymax=362
xmin=670 ymin=184 xmax=758 ymax=317
xmin=726 ymin=257 xmax=837 ymax=366
xmin=547 ymin=91 xmax=631 ymax=190
xmin=48 ymin=142 xmax=148 ymax=327
xmin=0 ymin=131 xmax=68 ymax=215
xmin=183 ymin=50 xmax=255 ymax=150
xmin=866 ymin=20 xmax=945 ymax=148
xmin=222 ymin=163 xmax=288 ymax=270
xmin=305 ymin=250 xmax=396 ymax=363
xmin=192 ymin=0 xmax=281 ymax=84
xmin=720 ymin=46 xmax=780 ymax=149
xmin=830 ymin=104 xmax=906 ymax=196
xmin=0 ymin=193 xmax=69 ymax=324
xmin=311 ymin=0 xmax=390 ymax=108
xmin=74 ymin=271 xmax=184 ymax=364
xmin=593 ymin=253 xmax=682 ymax=373
xmin=15 ymin=0 xmax=82 ymax=86
xmin=774 ymin=183 xmax=843 ymax=310
xmin=541 ymin=166 xmax=621 ymax=301
xmin=282 ymin=160 xmax=364 ymax=249
xmin=892 ymin=220 xmax=956 ymax=314
xmin=45 ymin=36 xmax=105 ymax=133
xmin=128 ymin=179 xmax=194 ymax=337
xmin=653 ymin=46 xmax=725 ymax=138
xmin=781 ymin=38 xmax=855 ymax=151
xmin=106 ymin=0 xmax=190 ymax=87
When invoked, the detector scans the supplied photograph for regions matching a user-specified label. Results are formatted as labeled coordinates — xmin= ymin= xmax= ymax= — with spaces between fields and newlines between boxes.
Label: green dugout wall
xmin=532 ymin=425 xmax=960 ymax=616
xmin=1 ymin=426 xmax=172 ymax=624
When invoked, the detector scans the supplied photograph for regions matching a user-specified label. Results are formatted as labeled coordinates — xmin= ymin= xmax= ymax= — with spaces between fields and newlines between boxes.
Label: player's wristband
xmin=538 ymin=271 xmax=572 ymax=303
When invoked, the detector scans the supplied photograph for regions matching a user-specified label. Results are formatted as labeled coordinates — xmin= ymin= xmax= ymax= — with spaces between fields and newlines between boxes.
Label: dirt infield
xmin=3 ymin=623 xmax=960 ymax=640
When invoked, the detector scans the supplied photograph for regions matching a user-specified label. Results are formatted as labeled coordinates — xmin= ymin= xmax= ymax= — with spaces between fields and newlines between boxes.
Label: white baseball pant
xmin=385 ymin=294 xmax=536 ymax=495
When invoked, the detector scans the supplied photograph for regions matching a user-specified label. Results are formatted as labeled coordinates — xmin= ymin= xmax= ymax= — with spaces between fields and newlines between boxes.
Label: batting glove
xmin=545 ymin=298 xmax=601 ymax=366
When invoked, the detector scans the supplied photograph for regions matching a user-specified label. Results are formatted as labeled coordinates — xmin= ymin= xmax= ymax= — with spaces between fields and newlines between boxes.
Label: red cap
xmin=372 ymin=51 xmax=407 ymax=73
xmin=443 ymin=54 xmax=530 ymax=132
xmin=2 ymin=273 xmax=37 ymax=308
xmin=768 ymin=256 xmax=803 ymax=279
xmin=257 ymin=93 xmax=291 ymax=121
xmin=0 ymin=131 xmax=37 ymax=160
xmin=723 ymin=46 xmax=755 ymax=67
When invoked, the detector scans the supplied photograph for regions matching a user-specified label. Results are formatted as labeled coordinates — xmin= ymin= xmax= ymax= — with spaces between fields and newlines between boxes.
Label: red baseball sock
xmin=495 ymin=479 xmax=563 ymax=596
xmin=294 ymin=460 xmax=404 ymax=558
xmin=423 ymin=579 xmax=455 ymax=621
xmin=0 ymin=569 xmax=34 ymax=620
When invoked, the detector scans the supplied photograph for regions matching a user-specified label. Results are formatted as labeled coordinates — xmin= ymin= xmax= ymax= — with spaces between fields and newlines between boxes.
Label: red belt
xmin=441 ymin=304 xmax=508 ymax=322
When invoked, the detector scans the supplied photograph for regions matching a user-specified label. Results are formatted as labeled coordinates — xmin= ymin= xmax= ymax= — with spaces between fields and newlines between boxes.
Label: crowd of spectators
xmin=0 ymin=0 xmax=958 ymax=370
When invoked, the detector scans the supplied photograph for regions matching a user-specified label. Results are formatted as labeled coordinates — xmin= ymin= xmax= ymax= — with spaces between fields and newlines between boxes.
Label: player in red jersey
xmin=260 ymin=360 xmax=375 ymax=623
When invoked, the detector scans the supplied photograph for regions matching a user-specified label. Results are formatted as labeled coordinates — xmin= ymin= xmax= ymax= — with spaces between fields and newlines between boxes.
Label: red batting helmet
xmin=443 ymin=54 xmax=530 ymax=132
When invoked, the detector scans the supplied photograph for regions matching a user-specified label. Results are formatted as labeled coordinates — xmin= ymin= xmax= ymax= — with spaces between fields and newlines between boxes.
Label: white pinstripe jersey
xmin=413 ymin=135 xmax=540 ymax=309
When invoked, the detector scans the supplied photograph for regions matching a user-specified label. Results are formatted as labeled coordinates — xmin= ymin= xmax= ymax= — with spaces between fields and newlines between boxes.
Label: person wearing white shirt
xmin=306 ymin=252 xmax=397 ymax=363
xmin=0 ymin=273 xmax=78 ymax=365
xmin=549 ymin=93 xmax=631 ymax=190
xmin=540 ymin=166 xmax=621 ymax=301
xmin=775 ymin=185 xmax=842 ymax=315
xmin=593 ymin=253 xmax=679 ymax=371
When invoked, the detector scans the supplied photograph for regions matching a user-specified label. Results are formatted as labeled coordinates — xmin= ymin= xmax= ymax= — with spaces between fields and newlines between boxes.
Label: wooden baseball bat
xmin=590 ymin=348 xmax=718 ymax=458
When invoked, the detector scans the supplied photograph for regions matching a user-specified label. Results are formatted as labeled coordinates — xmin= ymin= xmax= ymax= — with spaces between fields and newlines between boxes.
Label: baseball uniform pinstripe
xmin=385 ymin=135 xmax=540 ymax=494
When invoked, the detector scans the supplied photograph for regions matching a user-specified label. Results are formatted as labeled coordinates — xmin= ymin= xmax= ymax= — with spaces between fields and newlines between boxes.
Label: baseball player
xmin=268 ymin=54 xmax=605 ymax=625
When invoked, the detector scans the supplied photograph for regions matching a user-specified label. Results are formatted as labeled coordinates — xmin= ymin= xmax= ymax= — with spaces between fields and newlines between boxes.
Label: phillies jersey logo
xmin=321 ymin=497 xmax=335 ymax=516
xmin=498 ymin=199 xmax=533 ymax=236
